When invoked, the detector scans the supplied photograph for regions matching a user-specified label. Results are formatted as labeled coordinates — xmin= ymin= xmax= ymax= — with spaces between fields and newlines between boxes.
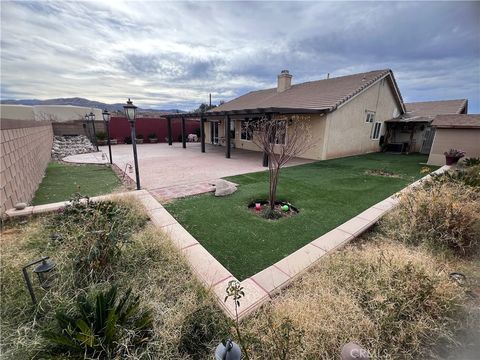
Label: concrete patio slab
xmin=62 ymin=143 xmax=312 ymax=193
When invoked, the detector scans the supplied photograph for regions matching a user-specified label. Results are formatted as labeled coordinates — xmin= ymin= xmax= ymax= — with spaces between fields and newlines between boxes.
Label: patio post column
xmin=200 ymin=116 xmax=206 ymax=153
xmin=226 ymin=115 xmax=231 ymax=158
xmin=262 ymin=152 xmax=268 ymax=167
xmin=167 ymin=116 xmax=172 ymax=145
xmin=181 ymin=116 xmax=186 ymax=149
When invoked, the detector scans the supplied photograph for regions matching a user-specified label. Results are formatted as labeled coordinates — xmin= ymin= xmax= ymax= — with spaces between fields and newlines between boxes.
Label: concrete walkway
xmin=63 ymin=143 xmax=312 ymax=200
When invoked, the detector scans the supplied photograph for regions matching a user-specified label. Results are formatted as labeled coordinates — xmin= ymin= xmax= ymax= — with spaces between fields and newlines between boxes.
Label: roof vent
xmin=277 ymin=70 xmax=292 ymax=93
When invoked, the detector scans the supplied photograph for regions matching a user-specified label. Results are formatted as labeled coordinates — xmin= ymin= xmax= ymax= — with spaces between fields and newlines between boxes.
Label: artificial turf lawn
xmin=165 ymin=153 xmax=436 ymax=280
xmin=32 ymin=162 xmax=122 ymax=205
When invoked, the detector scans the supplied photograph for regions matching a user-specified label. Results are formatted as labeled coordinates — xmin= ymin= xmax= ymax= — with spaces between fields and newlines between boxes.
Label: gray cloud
xmin=1 ymin=1 xmax=479 ymax=112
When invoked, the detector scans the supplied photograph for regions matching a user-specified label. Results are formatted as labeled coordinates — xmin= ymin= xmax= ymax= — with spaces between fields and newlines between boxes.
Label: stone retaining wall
xmin=0 ymin=118 xmax=53 ymax=214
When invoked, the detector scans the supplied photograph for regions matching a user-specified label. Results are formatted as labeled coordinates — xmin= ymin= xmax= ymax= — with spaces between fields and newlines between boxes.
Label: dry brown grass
xmin=246 ymin=240 xmax=473 ymax=359
xmin=0 ymin=198 xmax=226 ymax=359
xmin=384 ymin=180 xmax=480 ymax=256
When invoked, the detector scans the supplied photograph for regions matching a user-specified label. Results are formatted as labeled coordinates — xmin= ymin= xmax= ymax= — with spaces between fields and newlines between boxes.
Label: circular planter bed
xmin=248 ymin=200 xmax=299 ymax=220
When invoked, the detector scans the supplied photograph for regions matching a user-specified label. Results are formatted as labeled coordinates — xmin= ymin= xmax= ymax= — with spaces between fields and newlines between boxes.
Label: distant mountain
xmin=0 ymin=97 xmax=185 ymax=114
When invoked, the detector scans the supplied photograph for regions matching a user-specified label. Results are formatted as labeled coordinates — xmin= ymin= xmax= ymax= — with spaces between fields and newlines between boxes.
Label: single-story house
xmin=427 ymin=114 xmax=480 ymax=166
xmin=205 ymin=69 xmax=406 ymax=160
xmin=383 ymin=99 xmax=468 ymax=154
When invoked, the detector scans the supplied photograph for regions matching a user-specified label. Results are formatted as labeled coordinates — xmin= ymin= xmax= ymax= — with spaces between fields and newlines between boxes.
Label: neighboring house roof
xmin=208 ymin=69 xmax=405 ymax=115
xmin=431 ymin=114 xmax=480 ymax=129
xmin=386 ymin=99 xmax=468 ymax=123
xmin=405 ymin=99 xmax=468 ymax=117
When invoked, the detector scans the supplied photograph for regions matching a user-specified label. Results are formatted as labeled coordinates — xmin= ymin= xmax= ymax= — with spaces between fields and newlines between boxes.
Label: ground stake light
xmin=22 ymin=257 xmax=57 ymax=305
xmin=123 ymin=98 xmax=141 ymax=190
xmin=214 ymin=339 xmax=241 ymax=360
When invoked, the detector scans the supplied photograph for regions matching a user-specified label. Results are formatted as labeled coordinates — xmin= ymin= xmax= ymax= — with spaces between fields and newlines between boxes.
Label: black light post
xmin=123 ymin=98 xmax=141 ymax=190
xmin=102 ymin=109 xmax=113 ymax=164
xmin=88 ymin=111 xmax=99 ymax=151
xmin=22 ymin=257 xmax=57 ymax=305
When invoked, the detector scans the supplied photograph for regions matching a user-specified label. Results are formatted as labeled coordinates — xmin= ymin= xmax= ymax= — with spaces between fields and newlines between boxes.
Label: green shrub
xmin=464 ymin=157 xmax=480 ymax=167
xmin=431 ymin=165 xmax=480 ymax=188
xmin=45 ymin=286 xmax=153 ymax=357
xmin=262 ymin=208 xmax=282 ymax=220
xmin=48 ymin=194 xmax=148 ymax=281
xmin=385 ymin=180 xmax=480 ymax=256
xmin=96 ymin=131 xmax=107 ymax=140
xmin=148 ymin=133 xmax=157 ymax=139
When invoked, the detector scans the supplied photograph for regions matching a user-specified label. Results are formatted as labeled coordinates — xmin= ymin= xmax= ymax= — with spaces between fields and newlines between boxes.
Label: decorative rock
xmin=51 ymin=135 xmax=96 ymax=160
xmin=282 ymin=204 xmax=289 ymax=212
xmin=215 ymin=179 xmax=237 ymax=197
xmin=14 ymin=202 xmax=27 ymax=210
xmin=341 ymin=343 xmax=370 ymax=360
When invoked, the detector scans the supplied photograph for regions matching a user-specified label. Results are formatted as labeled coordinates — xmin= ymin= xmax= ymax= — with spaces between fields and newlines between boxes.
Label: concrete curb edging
xmin=5 ymin=165 xmax=451 ymax=320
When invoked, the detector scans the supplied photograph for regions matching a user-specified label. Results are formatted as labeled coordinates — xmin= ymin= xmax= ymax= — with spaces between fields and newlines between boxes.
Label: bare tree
xmin=252 ymin=115 xmax=314 ymax=211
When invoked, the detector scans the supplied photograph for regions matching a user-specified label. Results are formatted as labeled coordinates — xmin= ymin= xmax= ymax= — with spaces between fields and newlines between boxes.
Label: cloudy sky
xmin=1 ymin=1 xmax=479 ymax=112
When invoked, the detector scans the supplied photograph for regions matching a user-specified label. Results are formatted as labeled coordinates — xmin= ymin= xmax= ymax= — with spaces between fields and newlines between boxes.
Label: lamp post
xmin=22 ymin=257 xmax=57 ymax=305
xmin=123 ymin=98 xmax=140 ymax=190
xmin=102 ymin=109 xmax=113 ymax=164
xmin=88 ymin=112 xmax=99 ymax=151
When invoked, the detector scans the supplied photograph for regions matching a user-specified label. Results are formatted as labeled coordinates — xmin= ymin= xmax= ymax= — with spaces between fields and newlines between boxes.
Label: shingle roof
xmin=209 ymin=69 xmax=404 ymax=114
xmin=432 ymin=114 xmax=480 ymax=129
xmin=404 ymin=99 xmax=467 ymax=117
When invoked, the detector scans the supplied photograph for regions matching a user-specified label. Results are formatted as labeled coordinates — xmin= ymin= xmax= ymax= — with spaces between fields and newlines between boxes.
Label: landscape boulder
xmin=214 ymin=179 xmax=237 ymax=197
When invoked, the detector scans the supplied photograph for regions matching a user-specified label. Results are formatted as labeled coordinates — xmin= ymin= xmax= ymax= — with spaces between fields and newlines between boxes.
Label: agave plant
xmin=45 ymin=286 xmax=153 ymax=357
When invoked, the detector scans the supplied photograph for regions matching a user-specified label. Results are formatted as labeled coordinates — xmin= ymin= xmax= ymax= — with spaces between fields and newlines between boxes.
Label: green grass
xmin=32 ymin=162 xmax=122 ymax=205
xmin=166 ymin=153 xmax=436 ymax=280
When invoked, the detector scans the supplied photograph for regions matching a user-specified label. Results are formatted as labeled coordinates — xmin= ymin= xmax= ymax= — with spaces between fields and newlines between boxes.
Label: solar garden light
xmin=102 ymin=109 xmax=113 ymax=164
xmin=214 ymin=339 xmax=241 ymax=360
xmin=123 ymin=98 xmax=141 ymax=190
xmin=22 ymin=257 xmax=57 ymax=305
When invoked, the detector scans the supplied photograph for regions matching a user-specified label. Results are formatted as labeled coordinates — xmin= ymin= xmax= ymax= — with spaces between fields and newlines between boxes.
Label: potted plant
xmin=148 ymin=133 xmax=158 ymax=143
xmin=444 ymin=149 xmax=466 ymax=165
xmin=96 ymin=131 xmax=107 ymax=145
xmin=110 ymin=138 xmax=118 ymax=145
xmin=135 ymin=134 xmax=144 ymax=144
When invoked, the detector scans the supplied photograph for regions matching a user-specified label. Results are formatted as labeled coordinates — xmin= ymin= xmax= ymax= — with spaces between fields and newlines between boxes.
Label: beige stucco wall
xmin=1 ymin=104 xmax=103 ymax=122
xmin=206 ymin=115 xmax=327 ymax=160
xmin=0 ymin=119 xmax=53 ymax=214
xmin=33 ymin=105 xmax=103 ymax=122
xmin=324 ymin=78 xmax=401 ymax=159
xmin=427 ymin=128 xmax=480 ymax=166
xmin=0 ymin=105 xmax=36 ymax=120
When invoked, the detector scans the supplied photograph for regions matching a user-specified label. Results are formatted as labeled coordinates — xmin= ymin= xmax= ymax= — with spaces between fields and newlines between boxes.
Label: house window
xmin=268 ymin=120 xmax=287 ymax=145
xmin=365 ymin=111 xmax=375 ymax=123
xmin=371 ymin=122 xmax=382 ymax=140
xmin=240 ymin=120 xmax=253 ymax=141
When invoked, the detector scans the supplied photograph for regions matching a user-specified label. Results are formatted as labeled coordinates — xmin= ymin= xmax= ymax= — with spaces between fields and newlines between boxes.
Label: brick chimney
xmin=277 ymin=70 xmax=292 ymax=92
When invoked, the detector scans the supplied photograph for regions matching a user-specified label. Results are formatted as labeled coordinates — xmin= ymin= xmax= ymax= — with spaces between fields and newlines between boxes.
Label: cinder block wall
xmin=0 ymin=118 xmax=53 ymax=214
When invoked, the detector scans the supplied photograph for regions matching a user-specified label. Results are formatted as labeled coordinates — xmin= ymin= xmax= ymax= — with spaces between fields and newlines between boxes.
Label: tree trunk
xmin=269 ymin=166 xmax=280 ymax=210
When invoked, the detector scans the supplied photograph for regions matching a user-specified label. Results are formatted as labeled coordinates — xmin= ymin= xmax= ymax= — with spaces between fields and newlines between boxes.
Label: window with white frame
xmin=365 ymin=111 xmax=375 ymax=123
xmin=268 ymin=120 xmax=287 ymax=145
xmin=371 ymin=122 xmax=382 ymax=140
xmin=240 ymin=120 xmax=253 ymax=141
